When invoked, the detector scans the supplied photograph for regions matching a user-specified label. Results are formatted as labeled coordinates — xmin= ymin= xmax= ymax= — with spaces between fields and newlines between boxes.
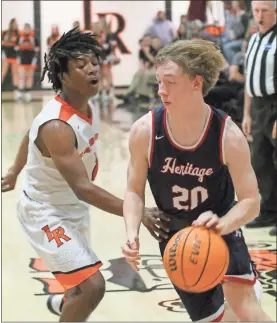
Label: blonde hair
xmin=155 ymin=39 xmax=225 ymax=96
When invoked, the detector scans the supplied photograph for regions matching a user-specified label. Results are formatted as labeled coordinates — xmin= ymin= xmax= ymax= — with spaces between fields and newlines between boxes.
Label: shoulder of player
xmin=39 ymin=120 xmax=76 ymax=150
xmin=130 ymin=113 xmax=151 ymax=137
xmin=129 ymin=113 xmax=151 ymax=151
xmin=224 ymin=119 xmax=249 ymax=158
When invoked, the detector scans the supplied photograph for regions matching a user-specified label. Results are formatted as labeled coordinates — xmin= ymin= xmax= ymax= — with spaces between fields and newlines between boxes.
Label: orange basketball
xmin=163 ymin=226 xmax=229 ymax=293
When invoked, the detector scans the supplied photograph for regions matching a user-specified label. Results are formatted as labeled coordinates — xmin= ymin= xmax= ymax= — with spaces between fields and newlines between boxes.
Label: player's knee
xmin=225 ymin=288 xmax=265 ymax=321
xmin=82 ymin=270 xmax=106 ymax=305
xmin=67 ymin=270 xmax=106 ymax=309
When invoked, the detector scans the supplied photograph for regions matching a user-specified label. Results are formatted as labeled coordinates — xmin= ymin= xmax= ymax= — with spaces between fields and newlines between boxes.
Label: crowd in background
xmin=2 ymin=0 xmax=253 ymax=112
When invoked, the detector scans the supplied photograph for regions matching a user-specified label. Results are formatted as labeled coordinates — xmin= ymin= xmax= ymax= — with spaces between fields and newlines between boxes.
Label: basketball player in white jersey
xmin=1 ymin=28 xmax=170 ymax=322
xmin=121 ymin=40 xmax=271 ymax=321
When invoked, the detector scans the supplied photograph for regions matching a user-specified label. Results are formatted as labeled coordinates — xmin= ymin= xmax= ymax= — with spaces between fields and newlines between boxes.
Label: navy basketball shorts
xmin=159 ymin=228 xmax=257 ymax=322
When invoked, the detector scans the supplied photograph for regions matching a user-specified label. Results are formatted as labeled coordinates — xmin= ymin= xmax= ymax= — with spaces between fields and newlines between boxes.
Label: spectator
xmin=177 ymin=15 xmax=188 ymax=39
xmin=72 ymin=20 xmax=81 ymax=31
xmin=222 ymin=1 xmax=249 ymax=64
xmin=151 ymin=36 xmax=162 ymax=54
xmin=47 ymin=25 xmax=60 ymax=51
xmin=187 ymin=0 xmax=207 ymax=23
xmin=2 ymin=18 xmax=20 ymax=99
xmin=221 ymin=0 xmax=235 ymax=44
xmin=180 ymin=14 xmax=187 ymax=25
xmin=117 ymin=36 xmax=160 ymax=108
xmin=177 ymin=24 xmax=187 ymax=39
xmin=16 ymin=23 xmax=39 ymax=102
xmin=139 ymin=35 xmax=156 ymax=69
xmin=242 ymin=0 xmax=277 ymax=232
xmin=144 ymin=11 xmax=175 ymax=46
xmin=96 ymin=18 xmax=120 ymax=122
xmin=202 ymin=0 xmax=225 ymax=44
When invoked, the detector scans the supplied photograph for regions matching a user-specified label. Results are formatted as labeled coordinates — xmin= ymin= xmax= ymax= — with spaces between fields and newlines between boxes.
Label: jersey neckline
xmin=55 ymin=95 xmax=93 ymax=125
xmin=163 ymin=105 xmax=213 ymax=151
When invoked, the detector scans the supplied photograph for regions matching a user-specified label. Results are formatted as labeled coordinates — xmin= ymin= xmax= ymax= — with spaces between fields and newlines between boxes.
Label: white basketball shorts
xmin=17 ymin=191 xmax=102 ymax=291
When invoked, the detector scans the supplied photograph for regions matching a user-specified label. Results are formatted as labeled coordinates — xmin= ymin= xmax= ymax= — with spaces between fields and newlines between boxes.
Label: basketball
xmin=163 ymin=226 xmax=229 ymax=293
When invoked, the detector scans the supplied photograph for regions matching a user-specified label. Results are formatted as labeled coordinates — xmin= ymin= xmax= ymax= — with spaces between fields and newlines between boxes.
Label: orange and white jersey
xmin=22 ymin=95 xmax=99 ymax=206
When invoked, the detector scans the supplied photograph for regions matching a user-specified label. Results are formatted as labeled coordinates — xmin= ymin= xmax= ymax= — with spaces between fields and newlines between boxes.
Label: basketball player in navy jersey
xmin=122 ymin=40 xmax=272 ymax=322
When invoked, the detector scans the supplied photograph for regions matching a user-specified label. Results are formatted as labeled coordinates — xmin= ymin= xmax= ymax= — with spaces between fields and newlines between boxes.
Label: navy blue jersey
xmin=147 ymin=105 xmax=235 ymax=229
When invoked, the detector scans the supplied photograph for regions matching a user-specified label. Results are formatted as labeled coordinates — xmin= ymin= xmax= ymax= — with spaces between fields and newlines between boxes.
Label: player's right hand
xmin=121 ymin=237 xmax=140 ymax=271
xmin=1 ymin=167 xmax=18 ymax=192
xmin=143 ymin=207 xmax=171 ymax=241
xmin=242 ymin=115 xmax=252 ymax=137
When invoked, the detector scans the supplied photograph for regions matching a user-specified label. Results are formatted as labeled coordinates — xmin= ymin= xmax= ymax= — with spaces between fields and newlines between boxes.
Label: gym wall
xmin=2 ymin=0 xmax=190 ymax=88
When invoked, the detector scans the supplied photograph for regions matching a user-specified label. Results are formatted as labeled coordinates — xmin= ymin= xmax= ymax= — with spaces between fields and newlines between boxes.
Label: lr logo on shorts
xmin=42 ymin=225 xmax=71 ymax=248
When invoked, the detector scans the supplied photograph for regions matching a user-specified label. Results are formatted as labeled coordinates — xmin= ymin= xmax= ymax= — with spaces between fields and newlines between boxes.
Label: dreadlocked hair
xmin=39 ymin=27 xmax=105 ymax=92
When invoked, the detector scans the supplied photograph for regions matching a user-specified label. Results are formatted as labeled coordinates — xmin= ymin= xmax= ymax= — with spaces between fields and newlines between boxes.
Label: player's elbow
xmin=71 ymin=181 xmax=91 ymax=202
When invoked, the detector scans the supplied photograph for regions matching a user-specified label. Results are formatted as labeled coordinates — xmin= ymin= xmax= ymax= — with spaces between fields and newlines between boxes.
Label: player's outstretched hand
xmin=192 ymin=211 xmax=224 ymax=234
xmin=1 ymin=167 xmax=18 ymax=192
xmin=122 ymin=237 xmax=140 ymax=271
xmin=143 ymin=207 xmax=171 ymax=241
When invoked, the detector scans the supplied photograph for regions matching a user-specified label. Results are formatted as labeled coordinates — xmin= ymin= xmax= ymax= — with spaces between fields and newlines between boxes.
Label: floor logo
xmin=29 ymin=241 xmax=276 ymax=313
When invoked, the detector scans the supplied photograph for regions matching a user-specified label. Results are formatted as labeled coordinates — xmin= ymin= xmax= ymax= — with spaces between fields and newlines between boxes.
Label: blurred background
xmin=2 ymin=0 xmax=255 ymax=126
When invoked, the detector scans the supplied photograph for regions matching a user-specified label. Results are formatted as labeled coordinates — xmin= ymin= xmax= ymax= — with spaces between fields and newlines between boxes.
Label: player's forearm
xmin=123 ymin=191 xmax=144 ymax=238
xmin=10 ymin=130 xmax=29 ymax=175
xmin=219 ymin=197 xmax=260 ymax=235
xmin=243 ymin=90 xmax=251 ymax=117
xmin=75 ymin=183 xmax=123 ymax=216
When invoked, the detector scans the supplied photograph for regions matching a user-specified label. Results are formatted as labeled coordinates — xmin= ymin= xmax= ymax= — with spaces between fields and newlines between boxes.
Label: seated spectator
xmin=221 ymin=0 xmax=234 ymax=44
xmin=222 ymin=0 xmax=249 ymax=64
xmin=229 ymin=51 xmax=245 ymax=83
xmin=139 ymin=35 xmax=157 ymax=69
xmin=190 ymin=20 xmax=204 ymax=38
xmin=117 ymin=36 xmax=161 ymax=108
xmin=205 ymin=52 xmax=246 ymax=126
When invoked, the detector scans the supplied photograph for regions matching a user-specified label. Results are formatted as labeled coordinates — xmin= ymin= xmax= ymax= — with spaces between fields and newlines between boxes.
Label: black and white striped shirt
xmin=245 ymin=24 xmax=277 ymax=98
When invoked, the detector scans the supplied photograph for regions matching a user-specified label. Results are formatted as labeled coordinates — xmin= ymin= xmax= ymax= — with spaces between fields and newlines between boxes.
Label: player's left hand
xmin=122 ymin=237 xmax=140 ymax=271
xmin=192 ymin=211 xmax=224 ymax=234
xmin=143 ymin=207 xmax=171 ymax=241
xmin=1 ymin=167 xmax=18 ymax=192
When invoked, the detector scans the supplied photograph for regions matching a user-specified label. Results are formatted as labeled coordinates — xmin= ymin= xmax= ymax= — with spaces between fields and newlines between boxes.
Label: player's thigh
xmin=223 ymin=229 xmax=257 ymax=285
xmin=222 ymin=229 xmax=261 ymax=320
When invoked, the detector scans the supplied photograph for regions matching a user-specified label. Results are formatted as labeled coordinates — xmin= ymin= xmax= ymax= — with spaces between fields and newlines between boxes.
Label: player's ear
xmin=192 ymin=75 xmax=203 ymax=91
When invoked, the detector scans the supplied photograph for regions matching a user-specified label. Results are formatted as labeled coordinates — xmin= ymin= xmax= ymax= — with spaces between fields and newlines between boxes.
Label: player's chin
xmin=164 ymin=102 xmax=174 ymax=112
xmin=87 ymin=84 xmax=100 ymax=97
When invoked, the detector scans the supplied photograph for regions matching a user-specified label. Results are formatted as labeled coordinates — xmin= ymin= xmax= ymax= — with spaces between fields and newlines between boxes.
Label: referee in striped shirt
xmin=242 ymin=0 xmax=276 ymax=233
